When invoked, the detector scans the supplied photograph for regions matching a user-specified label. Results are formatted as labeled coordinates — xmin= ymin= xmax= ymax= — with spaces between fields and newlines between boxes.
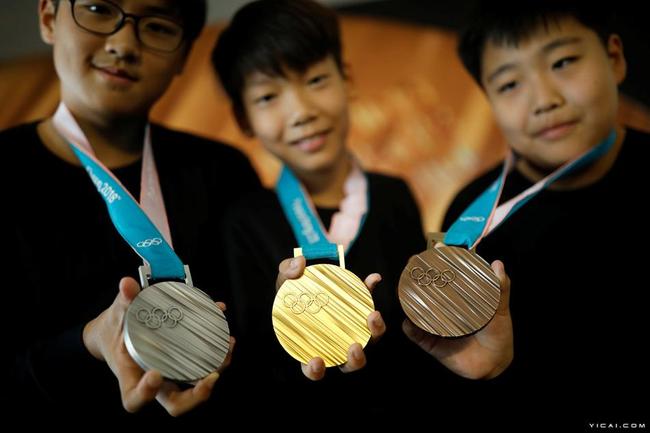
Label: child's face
xmin=39 ymin=0 xmax=188 ymax=118
xmin=242 ymin=56 xmax=349 ymax=174
xmin=481 ymin=17 xmax=626 ymax=171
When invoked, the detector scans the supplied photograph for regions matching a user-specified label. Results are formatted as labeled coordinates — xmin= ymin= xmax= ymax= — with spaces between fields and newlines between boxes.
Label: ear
xmin=39 ymin=0 xmax=57 ymax=46
xmin=607 ymin=34 xmax=627 ymax=85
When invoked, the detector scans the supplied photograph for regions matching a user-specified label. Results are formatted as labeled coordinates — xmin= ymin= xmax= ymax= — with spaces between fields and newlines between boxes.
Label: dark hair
xmin=211 ymin=0 xmax=344 ymax=130
xmin=458 ymin=0 xmax=615 ymax=86
xmin=52 ymin=0 xmax=206 ymax=43
xmin=177 ymin=0 xmax=207 ymax=43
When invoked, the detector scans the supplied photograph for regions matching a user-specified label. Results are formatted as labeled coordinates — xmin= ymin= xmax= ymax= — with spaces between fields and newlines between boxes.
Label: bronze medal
xmin=272 ymin=246 xmax=374 ymax=367
xmin=398 ymin=242 xmax=500 ymax=337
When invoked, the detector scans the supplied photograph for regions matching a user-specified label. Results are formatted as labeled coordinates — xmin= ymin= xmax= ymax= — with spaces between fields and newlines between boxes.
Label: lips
xmin=93 ymin=64 xmax=139 ymax=83
xmin=532 ymin=120 xmax=578 ymax=141
xmin=289 ymin=129 xmax=332 ymax=153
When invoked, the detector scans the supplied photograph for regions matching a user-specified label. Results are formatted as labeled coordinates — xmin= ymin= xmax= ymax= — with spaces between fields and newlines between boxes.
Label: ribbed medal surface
xmin=272 ymin=264 xmax=374 ymax=367
xmin=124 ymin=282 xmax=230 ymax=382
xmin=398 ymin=246 xmax=500 ymax=337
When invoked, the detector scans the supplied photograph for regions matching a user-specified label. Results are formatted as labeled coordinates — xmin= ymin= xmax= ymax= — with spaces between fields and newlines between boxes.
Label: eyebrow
xmin=486 ymin=63 xmax=517 ymax=84
xmin=143 ymin=5 xmax=181 ymax=18
xmin=486 ymin=36 xmax=583 ymax=84
xmin=247 ymin=75 xmax=274 ymax=86
xmin=541 ymin=36 xmax=582 ymax=54
xmin=116 ymin=0 xmax=180 ymax=19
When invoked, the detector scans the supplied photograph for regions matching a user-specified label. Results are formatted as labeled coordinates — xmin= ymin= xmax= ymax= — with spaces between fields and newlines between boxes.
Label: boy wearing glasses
xmin=8 ymin=0 xmax=261 ymax=420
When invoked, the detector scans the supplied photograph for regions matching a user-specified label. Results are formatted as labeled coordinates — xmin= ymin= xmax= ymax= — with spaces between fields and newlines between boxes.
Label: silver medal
xmin=123 ymin=266 xmax=229 ymax=382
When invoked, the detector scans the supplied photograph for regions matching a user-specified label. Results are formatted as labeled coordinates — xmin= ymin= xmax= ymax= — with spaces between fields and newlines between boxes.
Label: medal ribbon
xmin=444 ymin=129 xmax=617 ymax=249
xmin=276 ymin=163 xmax=368 ymax=260
xmin=52 ymin=103 xmax=185 ymax=281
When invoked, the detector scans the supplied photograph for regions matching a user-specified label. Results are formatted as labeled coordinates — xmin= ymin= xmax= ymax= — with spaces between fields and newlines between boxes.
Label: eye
xmin=308 ymin=74 xmax=329 ymax=86
xmin=552 ymin=56 xmax=579 ymax=70
xmin=74 ymin=1 xmax=119 ymax=20
xmin=143 ymin=21 xmax=181 ymax=36
xmin=497 ymin=81 xmax=518 ymax=94
xmin=84 ymin=3 xmax=113 ymax=15
xmin=253 ymin=93 xmax=276 ymax=106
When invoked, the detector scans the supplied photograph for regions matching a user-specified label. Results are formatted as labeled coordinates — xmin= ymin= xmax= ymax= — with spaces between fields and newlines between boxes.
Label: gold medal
xmin=272 ymin=245 xmax=374 ymax=367
xmin=398 ymin=235 xmax=500 ymax=337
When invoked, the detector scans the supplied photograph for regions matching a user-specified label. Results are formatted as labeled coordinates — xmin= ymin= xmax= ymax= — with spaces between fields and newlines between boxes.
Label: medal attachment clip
xmin=293 ymin=245 xmax=346 ymax=269
xmin=138 ymin=264 xmax=194 ymax=288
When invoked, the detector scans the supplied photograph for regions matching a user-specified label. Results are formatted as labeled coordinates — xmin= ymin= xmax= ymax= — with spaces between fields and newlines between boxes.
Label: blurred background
xmin=1 ymin=0 xmax=648 ymax=230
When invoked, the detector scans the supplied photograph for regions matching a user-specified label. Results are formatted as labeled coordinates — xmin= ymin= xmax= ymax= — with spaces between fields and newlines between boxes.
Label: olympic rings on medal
xmin=136 ymin=306 xmax=183 ymax=329
xmin=410 ymin=266 xmax=456 ymax=288
xmin=137 ymin=238 xmax=162 ymax=248
xmin=283 ymin=292 xmax=329 ymax=315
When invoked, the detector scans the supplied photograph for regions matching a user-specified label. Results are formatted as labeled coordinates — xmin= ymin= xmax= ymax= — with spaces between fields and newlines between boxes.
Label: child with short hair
xmin=9 ymin=0 xmax=261 ymax=420
xmin=212 ymin=0 xmax=513 ymax=412
xmin=444 ymin=0 xmax=648 ymax=424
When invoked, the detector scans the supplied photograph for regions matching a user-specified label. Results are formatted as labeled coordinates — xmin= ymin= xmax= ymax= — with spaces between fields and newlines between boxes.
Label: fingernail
xmin=311 ymin=360 xmax=322 ymax=373
xmin=207 ymin=372 xmax=220 ymax=388
xmin=290 ymin=258 xmax=298 ymax=270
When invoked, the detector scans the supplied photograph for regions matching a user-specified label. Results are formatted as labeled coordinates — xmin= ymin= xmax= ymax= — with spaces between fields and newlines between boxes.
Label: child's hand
xmin=277 ymin=258 xmax=386 ymax=381
xmin=83 ymin=277 xmax=228 ymax=416
xmin=403 ymin=260 xmax=513 ymax=379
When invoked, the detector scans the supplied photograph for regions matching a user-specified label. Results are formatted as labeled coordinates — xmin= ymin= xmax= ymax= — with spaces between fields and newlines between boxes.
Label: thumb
xmin=491 ymin=260 xmax=511 ymax=317
xmin=276 ymin=256 xmax=306 ymax=291
xmin=402 ymin=317 xmax=423 ymax=343
xmin=117 ymin=276 xmax=142 ymax=308
xmin=363 ymin=273 xmax=382 ymax=293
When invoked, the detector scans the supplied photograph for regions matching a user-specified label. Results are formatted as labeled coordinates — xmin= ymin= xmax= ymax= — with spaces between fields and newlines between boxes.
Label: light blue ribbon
xmin=444 ymin=129 xmax=617 ymax=248
xmin=71 ymin=147 xmax=185 ymax=280
xmin=276 ymin=165 xmax=367 ymax=260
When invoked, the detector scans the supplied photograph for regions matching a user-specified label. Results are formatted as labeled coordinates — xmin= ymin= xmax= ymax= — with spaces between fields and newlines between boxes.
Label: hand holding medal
xmin=123 ymin=265 xmax=230 ymax=383
xmin=402 ymin=259 xmax=512 ymax=379
xmin=399 ymin=234 xmax=501 ymax=337
xmin=275 ymin=255 xmax=385 ymax=379
xmin=83 ymin=276 xmax=231 ymax=414
xmin=399 ymin=130 xmax=616 ymax=338
xmin=53 ymin=103 xmax=231 ymax=387
xmin=273 ymin=165 xmax=385 ymax=379
xmin=398 ymin=130 xmax=616 ymax=377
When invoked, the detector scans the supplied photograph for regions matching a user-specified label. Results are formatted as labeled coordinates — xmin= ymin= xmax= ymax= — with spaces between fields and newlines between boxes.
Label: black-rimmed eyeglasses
xmin=68 ymin=0 xmax=185 ymax=53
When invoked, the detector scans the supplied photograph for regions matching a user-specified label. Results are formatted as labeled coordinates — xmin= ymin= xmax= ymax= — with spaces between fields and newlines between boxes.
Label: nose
xmin=104 ymin=18 xmax=141 ymax=63
xmin=531 ymin=72 xmax=563 ymax=116
xmin=287 ymin=87 xmax=318 ymax=128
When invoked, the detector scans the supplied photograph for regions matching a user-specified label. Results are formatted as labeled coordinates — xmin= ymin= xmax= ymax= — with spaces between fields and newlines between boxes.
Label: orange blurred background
xmin=1 ymin=17 xmax=648 ymax=230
